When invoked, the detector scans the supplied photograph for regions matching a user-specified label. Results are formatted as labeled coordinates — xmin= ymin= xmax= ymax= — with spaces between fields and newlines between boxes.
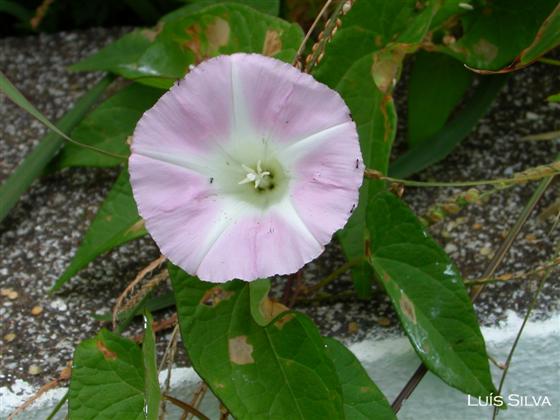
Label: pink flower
xmin=129 ymin=53 xmax=363 ymax=283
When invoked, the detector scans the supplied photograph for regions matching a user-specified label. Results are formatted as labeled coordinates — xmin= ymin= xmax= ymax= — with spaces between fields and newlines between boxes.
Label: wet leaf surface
xmin=324 ymin=337 xmax=395 ymax=420
xmin=366 ymin=192 xmax=496 ymax=397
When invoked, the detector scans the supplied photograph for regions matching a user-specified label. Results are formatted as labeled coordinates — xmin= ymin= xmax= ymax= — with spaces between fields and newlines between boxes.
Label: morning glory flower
xmin=129 ymin=53 xmax=363 ymax=283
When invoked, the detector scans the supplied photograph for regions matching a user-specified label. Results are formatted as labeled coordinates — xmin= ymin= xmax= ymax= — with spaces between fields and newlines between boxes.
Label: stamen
xmin=238 ymin=160 xmax=271 ymax=189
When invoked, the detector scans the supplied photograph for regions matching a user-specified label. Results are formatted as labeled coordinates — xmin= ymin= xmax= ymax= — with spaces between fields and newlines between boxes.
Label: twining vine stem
xmin=365 ymin=161 xmax=560 ymax=188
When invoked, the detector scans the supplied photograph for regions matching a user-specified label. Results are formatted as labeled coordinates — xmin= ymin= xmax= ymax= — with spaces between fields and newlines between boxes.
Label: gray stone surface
xmin=0 ymin=28 xmax=558 ymax=392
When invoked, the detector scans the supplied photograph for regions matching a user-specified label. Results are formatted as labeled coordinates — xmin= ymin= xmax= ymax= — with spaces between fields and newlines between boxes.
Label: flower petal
xmin=284 ymin=122 xmax=363 ymax=244
xmin=130 ymin=154 xmax=225 ymax=273
xmin=196 ymin=206 xmax=323 ymax=282
xmin=129 ymin=53 xmax=363 ymax=283
xmin=132 ymin=55 xmax=234 ymax=157
xmin=230 ymin=54 xmax=352 ymax=146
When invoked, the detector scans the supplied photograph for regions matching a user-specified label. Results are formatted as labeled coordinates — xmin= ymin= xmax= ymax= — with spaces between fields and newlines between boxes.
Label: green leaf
xmin=176 ymin=0 xmax=280 ymax=16
xmin=366 ymin=192 xmax=496 ymax=397
xmin=429 ymin=0 xmax=473 ymax=30
xmin=407 ymin=51 xmax=473 ymax=147
xmin=518 ymin=3 xmax=560 ymax=65
xmin=50 ymin=83 xmax=163 ymax=170
xmin=68 ymin=329 xmax=146 ymax=419
xmin=0 ymin=0 xmax=32 ymax=23
xmin=390 ymin=75 xmax=507 ymax=178
xmin=142 ymin=311 xmax=160 ymax=420
xmin=170 ymin=266 xmax=344 ymax=419
xmin=51 ymin=170 xmax=146 ymax=291
xmin=69 ymin=30 xmax=154 ymax=78
xmin=93 ymin=291 xmax=176 ymax=321
xmin=323 ymin=337 xmax=395 ymax=420
xmin=314 ymin=0 xmax=440 ymax=296
xmin=440 ymin=0 xmax=558 ymax=70
xmin=547 ymin=92 xmax=560 ymax=102
xmin=0 ymin=74 xmax=113 ymax=224
xmin=248 ymin=278 xmax=289 ymax=327
xmin=71 ymin=3 xmax=303 ymax=88
xmin=315 ymin=0 xmax=436 ymax=87
xmin=0 ymin=70 xmax=91 ymax=145
xmin=333 ymin=54 xmax=398 ymax=297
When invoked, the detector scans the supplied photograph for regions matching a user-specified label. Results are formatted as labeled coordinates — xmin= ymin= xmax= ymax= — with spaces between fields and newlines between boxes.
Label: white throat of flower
xmin=238 ymin=160 xmax=271 ymax=189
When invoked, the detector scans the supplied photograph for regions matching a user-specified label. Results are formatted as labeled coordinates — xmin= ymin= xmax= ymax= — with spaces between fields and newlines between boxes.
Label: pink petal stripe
xmin=196 ymin=212 xmax=323 ymax=282
xmin=288 ymin=122 xmax=363 ymax=244
xmin=132 ymin=56 xmax=234 ymax=156
xmin=231 ymin=54 xmax=352 ymax=146
xmin=129 ymin=154 xmax=225 ymax=274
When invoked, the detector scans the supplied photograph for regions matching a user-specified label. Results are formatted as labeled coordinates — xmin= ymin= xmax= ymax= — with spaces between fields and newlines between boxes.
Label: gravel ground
xmin=0 ymin=28 xmax=558 ymax=390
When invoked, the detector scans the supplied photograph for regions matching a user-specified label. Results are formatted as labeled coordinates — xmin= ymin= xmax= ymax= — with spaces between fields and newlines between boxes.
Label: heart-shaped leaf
xmin=69 ymin=330 xmax=147 ymax=419
xmin=71 ymin=3 xmax=303 ymax=88
xmin=439 ymin=0 xmax=558 ymax=70
xmin=170 ymin=266 xmax=344 ymax=419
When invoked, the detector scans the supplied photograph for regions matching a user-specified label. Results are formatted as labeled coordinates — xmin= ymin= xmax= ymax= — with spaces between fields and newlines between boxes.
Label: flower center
xmin=238 ymin=160 xmax=274 ymax=190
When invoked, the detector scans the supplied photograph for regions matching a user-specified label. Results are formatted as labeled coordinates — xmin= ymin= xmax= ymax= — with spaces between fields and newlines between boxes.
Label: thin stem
xmin=163 ymin=395 xmax=210 ymax=420
xmin=304 ymin=0 xmax=347 ymax=73
xmin=45 ymin=391 xmax=68 ymax=420
xmin=0 ymin=74 xmax=114 ymax=223
xmin=391 ymin=365 xmax=427 ymax=412
xmin=293 ymin=0 xmax=335 ymax=66
xmin=1 ymin=71 xmax=126 ymax=160
xmin=365 ymin=162 xmax=559 ymax=188
xmin=306 ymin=256 xmax=364 ymax=295
xmin=464 ymin=257 xmax=559 ymax=286
xmin=521 ymin=130 xmax=560 ymax=141
xmin=470 ymin=168 xmax=557 ymax=301
xmin=113 ymin=255 xmax=167 ymax=329
xmin=297 ymin=290 xmax=355 ymax=305
xmin=391 ymin=157 xmax=557 ymax=413
xmin=492 ymin=244 xmax=559 ymax=419
xmin=538 ymin=57 xmax=560 ymax=66
xmin=159 ymin=324 xmax=180 ymax=420
xmin=184 ymin=383 xmax=208 ymax=420
xmin=488 ymin=354 xmax=506 ymax=370
xmin=421 ymin=184 xmax=508 ymax=226
xmin=115 ymin=291 xmax=153 ymax=335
